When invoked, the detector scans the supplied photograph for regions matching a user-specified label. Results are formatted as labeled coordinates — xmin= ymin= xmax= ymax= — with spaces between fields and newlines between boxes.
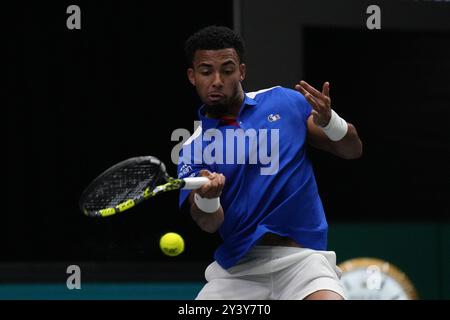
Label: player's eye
xmin=199 ymin=69 xmax=212 ymax=76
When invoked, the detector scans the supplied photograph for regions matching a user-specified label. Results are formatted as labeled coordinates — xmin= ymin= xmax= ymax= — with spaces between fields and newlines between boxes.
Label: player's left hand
xmin=295 ymin=80 xmax=332 ymax=127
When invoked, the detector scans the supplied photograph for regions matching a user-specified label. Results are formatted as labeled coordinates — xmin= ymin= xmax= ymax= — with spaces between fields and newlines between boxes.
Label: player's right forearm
xmin=190 ymin=204 xmax=224 ymax=233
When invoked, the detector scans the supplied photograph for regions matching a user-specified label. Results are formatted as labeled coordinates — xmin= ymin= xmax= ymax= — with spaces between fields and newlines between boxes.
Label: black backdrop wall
xmin=303 ymin=27 xmax=450 ymax=223
xmin=6 ymin=1 xmax=232 ymax=263
xmin=238 ymin=0 xmax=450 ymax=221
xmin=6 ymin=1 xmax=450 ymax=267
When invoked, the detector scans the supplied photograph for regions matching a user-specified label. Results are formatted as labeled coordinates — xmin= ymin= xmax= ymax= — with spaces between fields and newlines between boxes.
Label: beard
xmin=203 ymin=102 xmax=229 ymax=117
xmin=203 ymin=94 xmax=240 ymax=118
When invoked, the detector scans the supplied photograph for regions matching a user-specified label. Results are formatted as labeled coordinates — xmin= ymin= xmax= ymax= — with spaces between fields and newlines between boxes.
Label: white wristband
xmin=320 ymin=109 xmax=348 ymax=141
xmin=194 ymin=193 xmax=220 ymax=213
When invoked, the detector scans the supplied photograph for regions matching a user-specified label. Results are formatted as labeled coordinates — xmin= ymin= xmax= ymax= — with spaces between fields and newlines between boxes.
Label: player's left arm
xmin=295 ymin=80 xmax=363 ymax=159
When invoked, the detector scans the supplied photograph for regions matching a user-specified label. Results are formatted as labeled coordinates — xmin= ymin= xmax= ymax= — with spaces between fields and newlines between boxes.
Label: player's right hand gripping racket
xmin=79 ymin=156 xmax=208 ymax=217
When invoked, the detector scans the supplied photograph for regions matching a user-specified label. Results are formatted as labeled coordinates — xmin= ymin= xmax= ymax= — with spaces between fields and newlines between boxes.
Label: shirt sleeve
xmin=282 ymin=87 xmax=313 ymax=122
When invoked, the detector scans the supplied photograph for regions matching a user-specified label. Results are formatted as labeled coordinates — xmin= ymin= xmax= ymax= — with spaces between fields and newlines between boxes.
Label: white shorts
xmin=196 ymin=246 xmax=346 ymax=300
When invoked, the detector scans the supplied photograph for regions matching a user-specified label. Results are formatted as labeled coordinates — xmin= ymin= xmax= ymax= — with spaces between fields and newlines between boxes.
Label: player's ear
xmin=187 ymin=68 xmax=196 ymax=86
xmin=239 ymin=64 xmax=246 ymax=82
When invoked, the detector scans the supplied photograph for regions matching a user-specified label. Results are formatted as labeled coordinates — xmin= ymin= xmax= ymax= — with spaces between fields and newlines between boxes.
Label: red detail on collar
xmin=219 ymin=116 xmax=239 ymax=127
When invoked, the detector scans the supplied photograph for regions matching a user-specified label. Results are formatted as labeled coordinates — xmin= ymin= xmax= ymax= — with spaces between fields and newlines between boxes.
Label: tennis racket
xmin=79 ymin=156 xmax=208 ymax=217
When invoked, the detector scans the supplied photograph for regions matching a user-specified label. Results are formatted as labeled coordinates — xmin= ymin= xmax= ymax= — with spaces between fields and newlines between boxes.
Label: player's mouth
xmin=208 ymin=92 xmax=225 ymax=102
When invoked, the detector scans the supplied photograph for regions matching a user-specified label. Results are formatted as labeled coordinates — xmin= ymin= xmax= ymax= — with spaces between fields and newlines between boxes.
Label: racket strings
xmin=83 ymin=163 xmax=161 ymax=210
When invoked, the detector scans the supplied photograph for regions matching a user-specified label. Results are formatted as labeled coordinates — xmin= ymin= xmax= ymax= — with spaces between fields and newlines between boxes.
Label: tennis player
xmin=178 ymin=26 xmax=362 ymax=300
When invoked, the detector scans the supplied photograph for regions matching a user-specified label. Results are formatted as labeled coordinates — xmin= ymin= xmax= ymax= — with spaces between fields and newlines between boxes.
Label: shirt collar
xmin=198 ymin=93 xmax=257 ymax=130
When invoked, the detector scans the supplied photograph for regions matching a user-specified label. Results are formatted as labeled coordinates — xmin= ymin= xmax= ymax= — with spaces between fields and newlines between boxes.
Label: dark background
xmin=6 ymin=1 xmax=232 ymax=264
xmin=5 ymin=0 xmax=450 ymax=275
xmin=304 ymin=27 xmax=450 ymax=223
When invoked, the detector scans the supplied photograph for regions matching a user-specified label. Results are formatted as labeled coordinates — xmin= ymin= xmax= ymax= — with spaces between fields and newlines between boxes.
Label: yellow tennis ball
xmin=159 ymin=232 xmax=184 ymax=256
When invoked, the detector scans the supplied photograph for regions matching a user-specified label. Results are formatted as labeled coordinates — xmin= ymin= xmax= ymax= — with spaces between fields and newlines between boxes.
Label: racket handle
xmin=182 ymin=177 xmax=210 ymax=190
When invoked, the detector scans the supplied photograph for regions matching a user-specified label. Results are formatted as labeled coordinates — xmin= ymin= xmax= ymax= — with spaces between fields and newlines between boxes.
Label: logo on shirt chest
xmin=267 ymin=113 xmax=281 ymax=122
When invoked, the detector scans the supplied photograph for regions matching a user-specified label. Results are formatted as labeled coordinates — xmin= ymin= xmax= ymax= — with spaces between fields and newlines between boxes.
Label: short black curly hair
xmin=184 ymin=25 xmax=245 ymax=67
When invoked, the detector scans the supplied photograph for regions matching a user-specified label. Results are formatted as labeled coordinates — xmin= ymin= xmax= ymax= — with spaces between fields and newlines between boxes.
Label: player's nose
xmin=211 ymin=72 xmax=224 ymax=88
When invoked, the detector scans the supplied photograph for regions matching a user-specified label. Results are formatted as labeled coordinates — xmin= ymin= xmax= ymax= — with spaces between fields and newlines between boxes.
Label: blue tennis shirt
xmin=178 ymin=86 xmax=328 ymax=269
